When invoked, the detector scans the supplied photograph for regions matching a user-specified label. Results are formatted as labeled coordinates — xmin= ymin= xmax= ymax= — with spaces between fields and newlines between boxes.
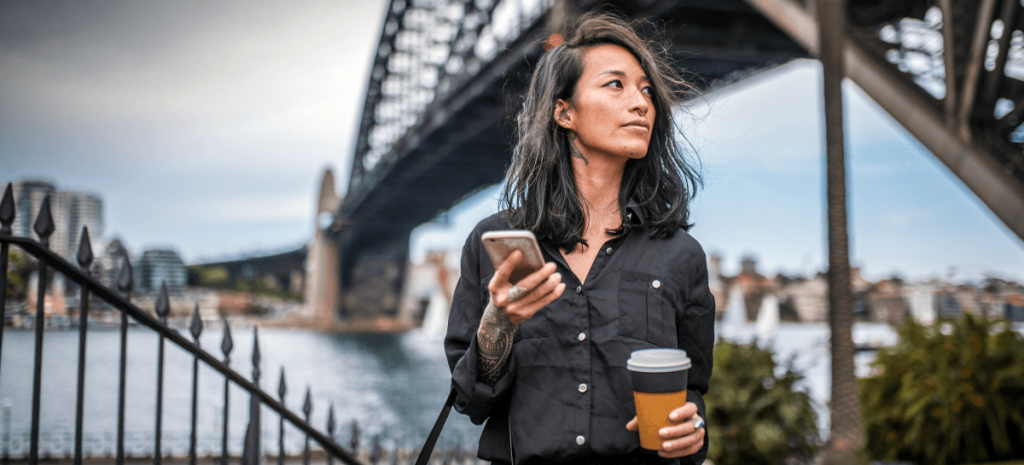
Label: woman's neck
xmin=570 ymin=154 xmax=625 ymax=229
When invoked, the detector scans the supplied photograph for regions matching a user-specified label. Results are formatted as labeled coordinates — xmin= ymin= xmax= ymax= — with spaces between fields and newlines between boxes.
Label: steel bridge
xmin=328 ymin=0 xmax=1024 ymax=322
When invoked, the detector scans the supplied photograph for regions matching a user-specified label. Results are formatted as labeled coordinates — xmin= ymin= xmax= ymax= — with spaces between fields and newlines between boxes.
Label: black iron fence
xmin=0 ymin=429 xmax=478 ymax=465
xmin=0 ymin=183 xmax=364 ymax=465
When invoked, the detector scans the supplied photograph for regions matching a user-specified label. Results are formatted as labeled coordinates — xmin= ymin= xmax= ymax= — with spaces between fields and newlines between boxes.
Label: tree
xmin=819 ymin=0 xmax=864 ymax=462
xmin=705 ymin=341 xmax=819 ymax=464
xmin=5 ymin=248 xmax=31 ymax=300
xmin=861 ymin=315 xmax=1024 ymax=464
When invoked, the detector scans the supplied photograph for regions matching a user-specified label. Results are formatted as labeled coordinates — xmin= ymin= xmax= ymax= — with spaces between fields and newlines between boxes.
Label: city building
xmin=865 ymin=278 xmax=908 ymax=326
xmin=954 ymin=285 xmax=984 ymax=317
xmin=905 ymin=282 xmax=938 ymax=325
xmin=13 ymin=179 xmax=58 ymax=243
xmin=778 ymin=273 xmax=828 ymax=322
xmin=707 ymin=253 xmax=726 ymax=319
xmin=936 ymin=289 xmax=962 ymax=319
xmin=731 ymin=256 xmax=775 ymax=321
xmin=101 ymin=239 xmax=130 ymax=288
xmin=138 ymin=249 xmax=188 ymax=293
xmin=12 ymin=179 xmax=104 ymax=262
xmin=1005 ymin=293 xmax=1024 ymax=321
xmin=63 ymin=191 xmax=104 ymax=258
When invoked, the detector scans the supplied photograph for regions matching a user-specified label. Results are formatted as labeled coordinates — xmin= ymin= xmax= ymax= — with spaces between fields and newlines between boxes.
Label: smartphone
xmin=481 ymin=230 xmax=546 ymax=285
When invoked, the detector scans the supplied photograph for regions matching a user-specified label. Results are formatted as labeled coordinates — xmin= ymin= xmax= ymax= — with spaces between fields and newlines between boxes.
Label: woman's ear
xmin=554 ymin=99 xmax=574 ymax=130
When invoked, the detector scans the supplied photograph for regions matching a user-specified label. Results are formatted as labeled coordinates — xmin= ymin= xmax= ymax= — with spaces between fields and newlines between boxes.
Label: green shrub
xmin=196 ymin=266 xmax=229 ymax=287
xmin=706 ymin=340 xmax=819 ymax=465
xmin=5 ymin=248 xmax=30 ymax=299
xmin=860 ymin=314 xmax=1024 ymax=465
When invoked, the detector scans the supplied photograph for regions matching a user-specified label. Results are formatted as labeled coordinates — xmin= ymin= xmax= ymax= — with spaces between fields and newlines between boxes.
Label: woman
xmin=444 ymin=12 xmax=714 ymax=465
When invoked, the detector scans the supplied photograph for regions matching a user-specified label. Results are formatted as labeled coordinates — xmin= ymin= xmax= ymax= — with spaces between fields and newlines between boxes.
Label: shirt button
xmin=606 ymin=247 xmax=613 ymax=255
xmin=575 ymin=285 xmax=582 ymax=294
xmin=578 ymin=383 xmax=588 ymax=393
xmin=578 ymin=332 xmax=586 ymax=342
xmin=652 ymin=279 xmax=661 ymax=289
xmin=576 ymin=435 xmax=585 ymax=446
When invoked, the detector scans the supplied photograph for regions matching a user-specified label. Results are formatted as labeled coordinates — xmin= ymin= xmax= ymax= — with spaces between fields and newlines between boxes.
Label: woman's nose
xmin=630 ymin=88 xmax=650 ymax=116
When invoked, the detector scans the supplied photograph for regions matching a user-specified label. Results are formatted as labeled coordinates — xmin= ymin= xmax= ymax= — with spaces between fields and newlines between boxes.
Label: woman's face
xmin=555 ymin=44 xmax=655 ymax=162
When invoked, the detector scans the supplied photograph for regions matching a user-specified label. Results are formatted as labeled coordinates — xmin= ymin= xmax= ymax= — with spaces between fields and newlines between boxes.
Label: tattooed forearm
xmin=567 ymin=131 xmax=589 ymax=165
xmin=476 ymin=300 xmax=516 ymax=385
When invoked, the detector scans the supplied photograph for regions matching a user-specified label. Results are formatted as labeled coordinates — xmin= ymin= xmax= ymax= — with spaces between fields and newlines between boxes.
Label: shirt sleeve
xmin=444 ymin=227 xmax=517 ymax=425
xmin=677 ymin=246 xmax=715 ymax=465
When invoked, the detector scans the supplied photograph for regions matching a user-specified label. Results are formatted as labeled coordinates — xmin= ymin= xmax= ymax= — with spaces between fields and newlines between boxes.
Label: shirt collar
xmin=537 ymin=197 xmax=645 ymax=248
xmin=625 ymin=198 xmax=646 ymax=227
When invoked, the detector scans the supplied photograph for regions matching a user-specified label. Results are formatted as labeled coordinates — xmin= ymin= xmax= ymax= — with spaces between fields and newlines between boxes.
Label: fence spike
xmin=327 ymin=405 xmax=337 ymax=465
xmin=0 ymin=183 xmax=14 ymax=234
xmin=77 ymin=226 xmax=94 ymax=268
xmin=327 ymin=403 xmax=336 ymax=435
xmin=220 ymin=318 xmax=232 ymax=465
xmin=116 ymin=255 xmax=133 ymax=294
xmin=278 ymin=367 xmax=287 ymax=400
xmin=302 ymin=386 xmax=312 ymax=465
xmin=370 ymin=434 xmax=382 ymax=465
xmin=155 ymin=282 xmax=170 ymax=323
xmin=222 ymin=318 xmax=234 ymax=357
xmin=190 ymin=303 xmax=203 ymax=340
xmin=278 ymin=367 xmax=287 ymax=465
xmin=189 ymin=304 xmax=201 ymax=464
xmin=303 ymin=386 xmax=312 ymax=417
xmin=252 ymin=327 xmax=261 ymax=382
xmin=350 ymin=419 xmax=360 ymax=454
xmin=33 ymin=196 xmax=55 ymax=247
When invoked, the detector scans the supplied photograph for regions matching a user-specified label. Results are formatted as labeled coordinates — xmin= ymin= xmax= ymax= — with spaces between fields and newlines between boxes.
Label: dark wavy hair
xmin=499 ymin=11 xmax=703 ymax=251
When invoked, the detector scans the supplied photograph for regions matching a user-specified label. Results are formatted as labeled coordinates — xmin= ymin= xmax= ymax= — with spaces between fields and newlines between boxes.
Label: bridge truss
xmin=333 ymin=0 xmax=807 ymax=319
xmin=748 ymin=0 xmax=1024 ymax=243
xmin=332 ymin=0 xmax=1024 ymax=321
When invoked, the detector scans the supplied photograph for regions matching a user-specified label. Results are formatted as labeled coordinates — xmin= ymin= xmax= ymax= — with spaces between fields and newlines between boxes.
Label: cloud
xmin=1 ymin=0 xmax=386 ymax=259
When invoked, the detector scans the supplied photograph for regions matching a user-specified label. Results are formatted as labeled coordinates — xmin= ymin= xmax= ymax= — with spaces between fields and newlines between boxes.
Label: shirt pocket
xmin=480 ymin=276 xmax=549 ymax=341
xmin=617 ymin=270 xmax=677 ymax=347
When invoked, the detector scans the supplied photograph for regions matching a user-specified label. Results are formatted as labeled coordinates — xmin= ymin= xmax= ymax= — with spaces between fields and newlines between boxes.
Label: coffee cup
xmin=627 ymin=348 xmax=691 ymax=450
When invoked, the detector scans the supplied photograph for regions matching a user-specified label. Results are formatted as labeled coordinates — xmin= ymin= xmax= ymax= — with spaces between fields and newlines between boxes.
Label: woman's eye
xmin=605 ymin=80 xmax=622 ymax=88
xmin=642 ymin=86 xmax=653 ymax=95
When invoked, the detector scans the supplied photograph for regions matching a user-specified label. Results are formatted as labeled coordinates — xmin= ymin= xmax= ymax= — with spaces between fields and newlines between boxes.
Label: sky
xmin=2 ymin=1 xmax=1022 ymax=283
xmin=0 ymin=0 xmax=388 ymax=261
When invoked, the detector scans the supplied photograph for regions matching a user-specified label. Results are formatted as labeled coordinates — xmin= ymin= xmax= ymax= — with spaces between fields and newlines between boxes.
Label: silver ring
xmin=508 ymin=285 xmax=527 ymax=302
xmin=691 ymin=416 xmax=705 ymax=430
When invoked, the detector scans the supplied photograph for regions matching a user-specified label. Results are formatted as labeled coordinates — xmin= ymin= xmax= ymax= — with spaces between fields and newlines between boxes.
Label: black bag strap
xmin=415 ymin=386 xmax=458 ymax=465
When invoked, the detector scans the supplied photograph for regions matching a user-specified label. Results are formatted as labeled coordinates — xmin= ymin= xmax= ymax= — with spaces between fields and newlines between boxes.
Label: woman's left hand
xmin=625 ymin=402 xmax=705 ymax=458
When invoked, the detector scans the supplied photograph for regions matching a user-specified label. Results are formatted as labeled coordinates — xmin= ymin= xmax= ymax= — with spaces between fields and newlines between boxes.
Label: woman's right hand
xmin=488 ymin=250 xmax=566 ymax=326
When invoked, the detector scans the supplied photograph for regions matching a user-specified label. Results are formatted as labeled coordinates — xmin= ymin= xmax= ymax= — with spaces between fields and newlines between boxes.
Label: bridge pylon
xmin=303 ymin=169 xmax=342 ymax=327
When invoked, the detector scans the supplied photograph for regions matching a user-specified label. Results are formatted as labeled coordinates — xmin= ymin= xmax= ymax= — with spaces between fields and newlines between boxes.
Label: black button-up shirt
xmin=445 ymin=206 xmax=715 ymax=465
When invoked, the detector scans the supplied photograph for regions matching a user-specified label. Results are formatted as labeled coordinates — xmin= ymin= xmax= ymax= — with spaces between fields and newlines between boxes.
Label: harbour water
xmin=0 ymin=326 xmax=483 ymax=458
xmin=2 ymin=319 xmax=1004 ymax=458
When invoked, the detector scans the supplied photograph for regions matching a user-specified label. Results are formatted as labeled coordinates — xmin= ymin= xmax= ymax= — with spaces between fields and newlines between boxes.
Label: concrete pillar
xmin=302 ymin=169 xmax=342 ymax=326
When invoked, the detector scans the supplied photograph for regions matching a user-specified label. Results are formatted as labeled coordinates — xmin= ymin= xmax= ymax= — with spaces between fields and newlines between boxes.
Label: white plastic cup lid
xmin=627 ymin=348 xmax=691 ymax=373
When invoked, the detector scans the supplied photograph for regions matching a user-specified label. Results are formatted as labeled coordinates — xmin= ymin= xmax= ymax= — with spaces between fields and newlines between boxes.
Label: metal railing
xmin=0 ymin=429 xmax=478 ymax=465
xmin=0 ymin=182 xmax=362 ymax=465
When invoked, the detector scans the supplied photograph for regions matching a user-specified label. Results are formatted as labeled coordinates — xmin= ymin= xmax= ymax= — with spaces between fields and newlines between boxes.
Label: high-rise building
xmin=102 ymin=239 xmax=130 ymax=288
xmin=64 ymin=191 xmax=104 ymax=257
xmin=138 ymin=248 xmax=187 ymax=293
xmin=12 ymin=179 xmax=105 ymax=261
xmin=12 ymin=179 xmax=56 ymax=240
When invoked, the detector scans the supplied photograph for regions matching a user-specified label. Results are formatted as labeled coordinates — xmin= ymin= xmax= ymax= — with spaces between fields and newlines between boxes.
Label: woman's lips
xmin=622 ymin=121 xmax=650 ymax=130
